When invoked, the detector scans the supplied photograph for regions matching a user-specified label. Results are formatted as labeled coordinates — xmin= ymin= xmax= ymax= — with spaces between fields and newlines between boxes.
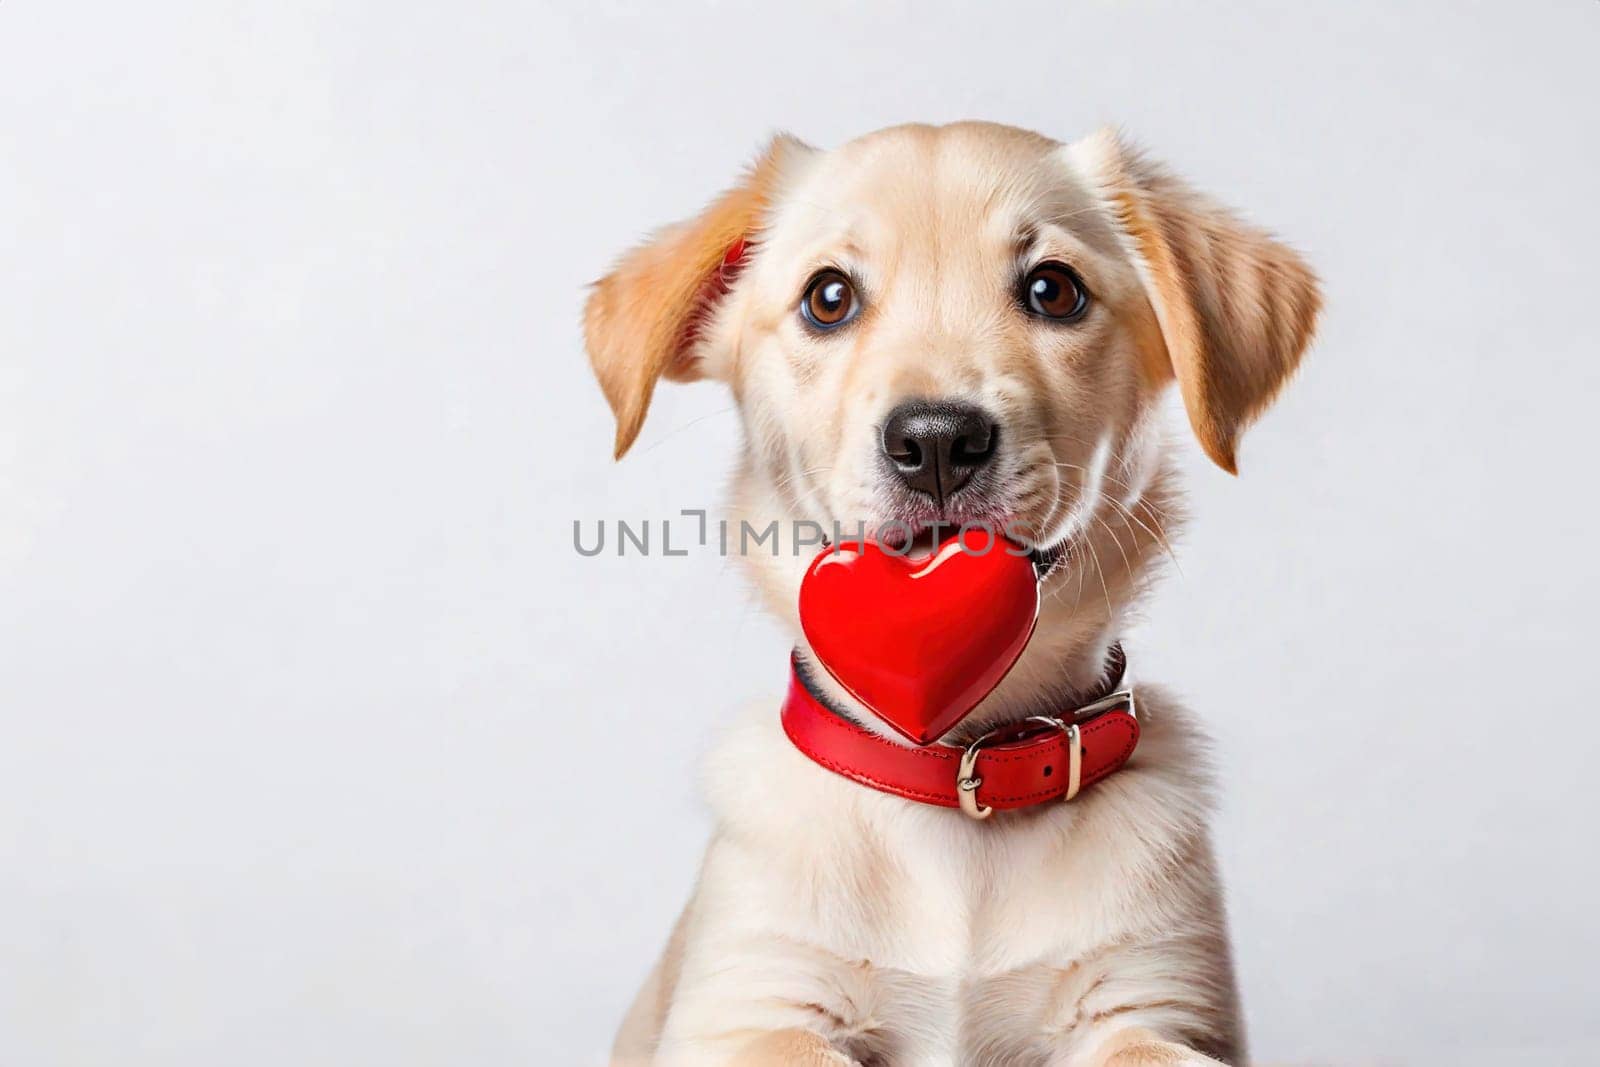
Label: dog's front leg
xmin=623 ymin=1027 xmax=857 ymax=1067
xmin=651 ymin=1026 xmax=858 ymax=1067
xmin=727 ymin=1029 xmax=862 ymax=1066
xmin=1072 ymin=1027 xmax=1231 ymax=1067
xmin=651 ymin=880 xmax=877 ymax=1067
xmin=652 ymin=966 xmax=876 ymax=1067
xmin=656 ymin=1015 xmax=865 ymax=1067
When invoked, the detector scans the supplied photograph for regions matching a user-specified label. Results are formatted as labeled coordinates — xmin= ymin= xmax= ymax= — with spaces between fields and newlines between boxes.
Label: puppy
xmin=584 ymin=122 xmax=1319 ymax=1067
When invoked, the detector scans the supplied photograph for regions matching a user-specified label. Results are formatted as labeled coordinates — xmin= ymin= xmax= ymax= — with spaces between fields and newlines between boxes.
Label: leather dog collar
xmin=781 ymin=645 xmax=1139 ymax=819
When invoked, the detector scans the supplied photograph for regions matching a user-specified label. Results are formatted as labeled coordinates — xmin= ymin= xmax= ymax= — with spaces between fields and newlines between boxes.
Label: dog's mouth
xmin=1028 ymin=539 xmax=1068 ymax=578
xmin=874 ymin=515 xmax=978 ymax=554
xmin=870 ymin=515 xmax=1066 ymax=575
xmin=888 ymin=524 xmax=945 ymax=558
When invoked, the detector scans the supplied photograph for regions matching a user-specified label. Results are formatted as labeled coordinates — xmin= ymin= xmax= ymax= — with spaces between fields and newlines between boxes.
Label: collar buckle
xmin=955 ymin=689 xmax=1135 ymax=820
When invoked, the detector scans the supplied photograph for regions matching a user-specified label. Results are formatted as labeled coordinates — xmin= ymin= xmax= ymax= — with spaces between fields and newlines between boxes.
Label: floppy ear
xmin=1070 ymin=130 xmax=1322 ymax=473
xmin=583 ymin=134 xmax=811 ymax=459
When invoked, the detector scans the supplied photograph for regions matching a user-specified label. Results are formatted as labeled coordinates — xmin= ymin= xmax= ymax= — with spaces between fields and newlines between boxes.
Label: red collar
xmin=781 ymin=645 xmax=1139 ymax=819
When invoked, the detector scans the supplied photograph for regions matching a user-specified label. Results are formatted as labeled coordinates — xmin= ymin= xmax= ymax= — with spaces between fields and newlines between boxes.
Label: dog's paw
xmin=1101 ymin=1050 xmax=1225 ymax=1067
xmin=730 ymin=1028 xmax=860 ymax=1066
xmin=1088 ymin=1028 xmax=1231 ymax=1067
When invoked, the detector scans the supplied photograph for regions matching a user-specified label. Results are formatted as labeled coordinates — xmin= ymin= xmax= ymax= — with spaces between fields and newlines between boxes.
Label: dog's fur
xmin=584 ymin=122 xmax=1320 ymax=1066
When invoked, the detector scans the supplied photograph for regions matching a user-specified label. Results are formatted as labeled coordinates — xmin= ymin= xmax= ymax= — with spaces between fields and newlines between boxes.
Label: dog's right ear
xmin=583 ymin=135 xmax=812 ymax=459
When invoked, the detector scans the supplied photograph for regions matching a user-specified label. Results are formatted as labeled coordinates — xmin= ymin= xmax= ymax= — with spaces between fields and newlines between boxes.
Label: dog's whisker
xmin=1043 ymin=460 xmax=1184 ymax=534
xmin=639 ymin=405 xmax=737 ymax=454
xmin=1094 ymin=513 xmax=1136 ymax=590
xmin=1084 ymin=531 xmax=1115 ymax=621
xmin=1050 ymin=459 xmax=1179 ymax=528
xmin=1049 ymin=460 xmax=1182 ymax=573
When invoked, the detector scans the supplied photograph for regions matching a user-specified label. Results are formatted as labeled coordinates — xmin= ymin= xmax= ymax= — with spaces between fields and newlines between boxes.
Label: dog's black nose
xmin=880 ymin=400 xmax=998 ymax=507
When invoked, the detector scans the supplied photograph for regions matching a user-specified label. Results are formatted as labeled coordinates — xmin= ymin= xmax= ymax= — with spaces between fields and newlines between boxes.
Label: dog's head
xmin=585 ymin=122 xmax=1318 ymax=633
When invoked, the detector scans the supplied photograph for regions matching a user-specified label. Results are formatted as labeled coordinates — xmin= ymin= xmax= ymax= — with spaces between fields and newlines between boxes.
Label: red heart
xmin=798 ymin=528 xmax=1039 ymax=745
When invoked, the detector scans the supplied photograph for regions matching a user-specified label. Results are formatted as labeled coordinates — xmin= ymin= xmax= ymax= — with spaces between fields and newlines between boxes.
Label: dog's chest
xmin=788 ymin=813 xmax=1113 ymax=1064
xmin=846 ymin=959 xmax=1076 ymax=1067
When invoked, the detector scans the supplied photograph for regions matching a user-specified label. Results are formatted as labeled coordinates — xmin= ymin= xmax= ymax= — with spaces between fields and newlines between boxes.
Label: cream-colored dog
xmin=584 ymin=122 xmax=1319 ymax=1067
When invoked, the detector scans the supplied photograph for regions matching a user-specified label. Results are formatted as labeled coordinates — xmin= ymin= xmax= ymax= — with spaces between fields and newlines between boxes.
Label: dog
xmin=583 ymin=121 xmax=1320 ymax=1066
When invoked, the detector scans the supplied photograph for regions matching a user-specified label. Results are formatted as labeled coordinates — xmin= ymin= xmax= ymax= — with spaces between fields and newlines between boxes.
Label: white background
xmin=3 ymin=3 xmax=1597 ymax=1065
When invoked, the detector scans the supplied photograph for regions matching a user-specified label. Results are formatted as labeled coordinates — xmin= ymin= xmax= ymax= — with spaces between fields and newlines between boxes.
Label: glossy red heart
xmin=798 ymin=528 xmax=1039 ymax=745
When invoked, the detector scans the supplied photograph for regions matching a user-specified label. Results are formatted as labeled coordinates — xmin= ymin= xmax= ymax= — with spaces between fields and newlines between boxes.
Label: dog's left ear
xmin=1068 ymin=130 xmax=1322 ymax=473
xmin=584 ymin=134 xmax=813 ymax=459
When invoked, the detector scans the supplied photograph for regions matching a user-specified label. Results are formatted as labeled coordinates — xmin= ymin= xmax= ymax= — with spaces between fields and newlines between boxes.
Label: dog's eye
xmin=800 ymin=270 xmax=859 ymax=330
xmin=1022 ymin=262 xmax=1089 ymax=321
